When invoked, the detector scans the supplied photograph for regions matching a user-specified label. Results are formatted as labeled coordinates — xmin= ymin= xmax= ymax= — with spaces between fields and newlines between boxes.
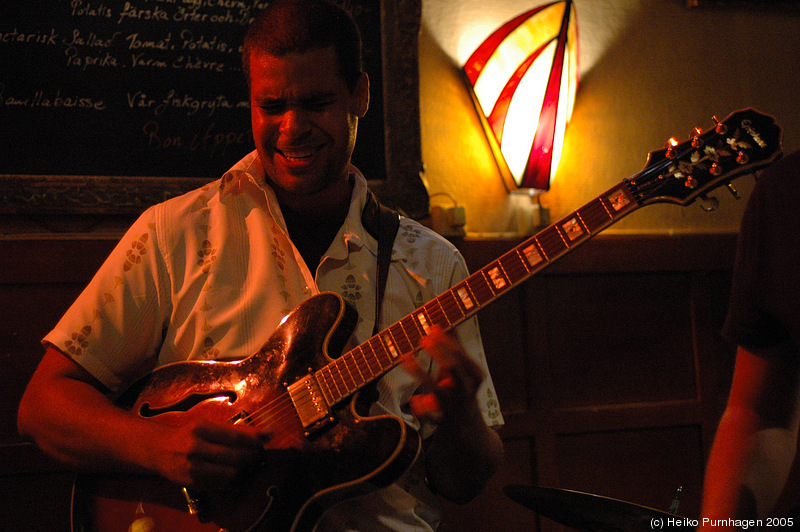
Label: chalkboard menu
xmin=0 ymin=0 xmax=427 ymax=217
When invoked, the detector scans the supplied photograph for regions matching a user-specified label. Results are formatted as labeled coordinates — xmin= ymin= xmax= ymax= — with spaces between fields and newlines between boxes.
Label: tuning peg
xmin=691 ymin=127 xmax=704 ymax=148
xmin=684 ymin=176 xmax=698 ymax=189
xmin=712 ymin=115 xmax=727 ymax=134
xmin=666 ymin=137 xmax=679 ymax=159
xmin=736 ymin=151 xmax=749 ymax=164
xmin=710 ymin=162 xmax=722 ymax=176
xmin=726 ymin=183 xmax=741 ymax=199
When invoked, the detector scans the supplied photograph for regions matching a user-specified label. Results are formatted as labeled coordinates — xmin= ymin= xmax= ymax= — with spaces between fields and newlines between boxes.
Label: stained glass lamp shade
xmin=464 ymin=0 xmax=579 ymax=191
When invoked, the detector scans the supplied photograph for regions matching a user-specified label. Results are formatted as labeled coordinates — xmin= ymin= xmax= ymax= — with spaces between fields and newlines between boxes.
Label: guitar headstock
xmin=628 ymin=108 xmax=782 ymax=206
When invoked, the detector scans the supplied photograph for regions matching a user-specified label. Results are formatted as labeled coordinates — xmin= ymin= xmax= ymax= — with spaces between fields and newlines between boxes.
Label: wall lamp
xmin=463 ymin=0 xmax=579 ymax=192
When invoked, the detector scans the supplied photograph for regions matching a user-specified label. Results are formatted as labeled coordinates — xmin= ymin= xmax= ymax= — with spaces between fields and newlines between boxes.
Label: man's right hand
xmin=153 ymin=418 xmax=270 ymax=490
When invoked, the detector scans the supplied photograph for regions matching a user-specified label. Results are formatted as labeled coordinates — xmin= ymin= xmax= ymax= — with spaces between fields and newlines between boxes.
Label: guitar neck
xmin=313 ymin=180 xmax=641 ymax=407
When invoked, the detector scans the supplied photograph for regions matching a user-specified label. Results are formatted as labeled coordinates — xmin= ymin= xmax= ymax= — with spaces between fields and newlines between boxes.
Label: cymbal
xmin=503 ymin=485 xmax=696 ymax=531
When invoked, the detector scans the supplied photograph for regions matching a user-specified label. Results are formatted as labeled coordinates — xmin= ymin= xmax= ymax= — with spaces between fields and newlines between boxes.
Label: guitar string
xmin=239 ymin=305 xmax=460 ymax=442
xmin=242 ymin=339 xmax=398 ymax=434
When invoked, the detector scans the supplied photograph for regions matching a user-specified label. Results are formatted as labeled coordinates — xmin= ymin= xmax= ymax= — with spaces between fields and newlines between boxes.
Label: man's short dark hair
xmin=242 ymin=0 xmax=364 ymax=92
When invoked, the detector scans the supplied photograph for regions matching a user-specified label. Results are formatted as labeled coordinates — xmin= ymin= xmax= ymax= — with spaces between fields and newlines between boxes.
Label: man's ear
xmin=354 ymin=72 xmax=369 ymax=118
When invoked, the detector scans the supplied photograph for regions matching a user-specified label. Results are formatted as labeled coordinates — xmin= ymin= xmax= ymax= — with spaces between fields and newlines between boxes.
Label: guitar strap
xmin=361 ymin=190 xmax=400 ymax=335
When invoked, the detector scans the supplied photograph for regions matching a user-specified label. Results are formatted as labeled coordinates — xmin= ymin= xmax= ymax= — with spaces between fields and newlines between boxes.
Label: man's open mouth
xmin=276 ymin=145 xmax=322 ymax=161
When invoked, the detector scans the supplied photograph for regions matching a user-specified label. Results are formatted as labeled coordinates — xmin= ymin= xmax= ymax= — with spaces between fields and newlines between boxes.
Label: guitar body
xmin=71 ymin=293 xmax=422 ymax=532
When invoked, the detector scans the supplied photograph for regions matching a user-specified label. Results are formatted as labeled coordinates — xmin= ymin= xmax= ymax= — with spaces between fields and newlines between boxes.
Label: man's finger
xmin=400 ymin=352 xmax=437 ymax=394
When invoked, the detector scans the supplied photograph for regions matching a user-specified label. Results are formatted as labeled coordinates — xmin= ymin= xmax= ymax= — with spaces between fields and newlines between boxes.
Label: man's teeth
xmin=280 ymin=148 xmax=316 ymax=160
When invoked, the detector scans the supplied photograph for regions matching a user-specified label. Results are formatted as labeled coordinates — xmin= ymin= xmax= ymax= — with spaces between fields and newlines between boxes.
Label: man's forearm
xmin=700 ymin=407 xmax=761 ymax=530
xmin=424 ymin=400 xmax=503 ymax=504
xmin=18 ymin=355 xmax=162 ymax=476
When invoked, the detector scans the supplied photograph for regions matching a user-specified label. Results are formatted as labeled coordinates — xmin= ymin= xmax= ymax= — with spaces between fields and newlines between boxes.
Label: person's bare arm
xmin=404 ymin=327 xmax=504 ymax=503
xmin=700 ymin=344 xmax=800 ymax=530
xmin=18 ymin=347 xmax=268 ymax=490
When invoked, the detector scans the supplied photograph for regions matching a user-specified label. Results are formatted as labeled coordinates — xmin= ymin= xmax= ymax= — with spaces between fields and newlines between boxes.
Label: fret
xmin=326 ymin=361 xmax=344 ymax=394
xmin=316 ymin=369 xmax=336 ymax=406
xmin=438 ymin=289 xmax=466 ymax=324
xmin=365 ymin=337 xmax=389 ymax=372
xmin=558 ymin=215 xmax=588 ymax=244
xmin=536 ymin=226 xmax=568 ymax=259
xmin=577 ymin=198 xmax=611 ymax=233
xmin=386 ymin=323 xmax=413 ymax=354
xmin=484 ymin=261 xmax=511 ymax=293
xmin=340 ymin=357 xmax=360 ymax=391
xmin=319 ymin=366 xmax=343 ymax=400
xmin=347 ymin=349 xmax=367 ymax=383
xmin=332 ymin=359 xmax=355 ymax=394
xmin=399 ymin=316 xmax=424 ymax=350
xmin=453 ymin=283 xmax=477 ymax=315
xmin=466 ymin=271 xmax=495 ymax=306
xmin=356 ymin=344 xmax=378 ymax=378
xmin=424 ymin=298 xmax=450 ymax=328
xmin=498 ymin=249 xmax=528 ymax=284
xmin=413 ymin=307 xmax=433 ymax=335
xmin=605 ymin=185 xmax=634 ymax=214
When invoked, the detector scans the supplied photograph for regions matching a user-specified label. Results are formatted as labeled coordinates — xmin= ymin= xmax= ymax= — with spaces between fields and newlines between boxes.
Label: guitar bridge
xmin=287 ymin=374 xmax=332 ymax=435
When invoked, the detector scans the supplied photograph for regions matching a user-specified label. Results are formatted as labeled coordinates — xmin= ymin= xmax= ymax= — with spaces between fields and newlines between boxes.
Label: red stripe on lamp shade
xmin=522 ymin=4 xmax=573 ymax=190
xmin=463 ymin=5 xmax=550 ymax=84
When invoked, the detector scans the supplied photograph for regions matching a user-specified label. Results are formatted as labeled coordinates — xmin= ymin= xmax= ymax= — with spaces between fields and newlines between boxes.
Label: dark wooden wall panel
xmin=530 ymin=273 xmax=698 ymax=408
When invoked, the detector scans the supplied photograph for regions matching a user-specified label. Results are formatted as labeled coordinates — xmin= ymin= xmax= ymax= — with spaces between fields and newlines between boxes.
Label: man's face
xmin=248 ymin=46 xmax=369 ymax=197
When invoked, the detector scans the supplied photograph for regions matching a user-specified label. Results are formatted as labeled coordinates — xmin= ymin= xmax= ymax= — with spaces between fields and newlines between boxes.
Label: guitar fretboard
xmin=313 ymin=182 xmax=640 ymax=408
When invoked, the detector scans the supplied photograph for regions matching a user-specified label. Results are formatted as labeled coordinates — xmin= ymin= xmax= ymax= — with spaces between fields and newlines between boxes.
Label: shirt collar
xmin=326 ymin=167 xmax=377 ymax=261
xmin=217 ymin=151 xmax=378 ymax=259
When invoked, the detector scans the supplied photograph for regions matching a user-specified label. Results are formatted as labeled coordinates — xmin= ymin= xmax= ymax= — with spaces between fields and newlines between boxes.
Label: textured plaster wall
xmin=419 ymin=0 xmax=800 ymax=234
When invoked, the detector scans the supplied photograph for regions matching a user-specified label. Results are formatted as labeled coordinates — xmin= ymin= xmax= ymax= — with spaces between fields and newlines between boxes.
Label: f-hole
xmin=139 ymin=391 xmax=238 ymax=417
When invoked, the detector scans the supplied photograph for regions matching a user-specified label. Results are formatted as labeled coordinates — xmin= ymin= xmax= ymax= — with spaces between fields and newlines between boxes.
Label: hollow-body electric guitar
xmin=71 ymin=108 xmax=782 ymax=531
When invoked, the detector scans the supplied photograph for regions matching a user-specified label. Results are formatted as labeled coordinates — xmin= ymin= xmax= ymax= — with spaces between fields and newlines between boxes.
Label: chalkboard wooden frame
xmin=0 ymin=0 xmax=428 ymax=220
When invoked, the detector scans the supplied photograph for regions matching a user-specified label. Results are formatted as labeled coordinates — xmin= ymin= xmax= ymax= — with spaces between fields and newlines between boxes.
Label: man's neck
xmin=276 ymin=177 xmax=354 ymax=272
xmin=272 ymin=174 xmax=353 ymax=220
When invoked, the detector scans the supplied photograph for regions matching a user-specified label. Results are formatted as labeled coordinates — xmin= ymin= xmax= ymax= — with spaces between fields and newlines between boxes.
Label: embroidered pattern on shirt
xmin=66 ymin=230 xmax=152 ymax=357
xmin=124 ymin=233 xmax=149 ymax=272
xmin=65 ymin=325 xmax=93 ymax=357
xmin=485 ymin=387 xmax=502 ymax=423
xmin=271 ymin=237 xmax=287 ymax=271
xmin=340 ymin=274 xmax=364 ymax=306
xmin=399 ymin=224 xmax=421 ymax=244
xmin=197 ymin=240 xmax=218 ymax=273
xmin=201 ymin=336 xmax=220 ymax=359
xmin=268 ymin=231 xmax=294 ymax=316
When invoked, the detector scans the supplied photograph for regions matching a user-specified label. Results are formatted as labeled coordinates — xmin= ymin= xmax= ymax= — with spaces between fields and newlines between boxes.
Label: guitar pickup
xmin=287 ymin=374 xmax=332 ymax=434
